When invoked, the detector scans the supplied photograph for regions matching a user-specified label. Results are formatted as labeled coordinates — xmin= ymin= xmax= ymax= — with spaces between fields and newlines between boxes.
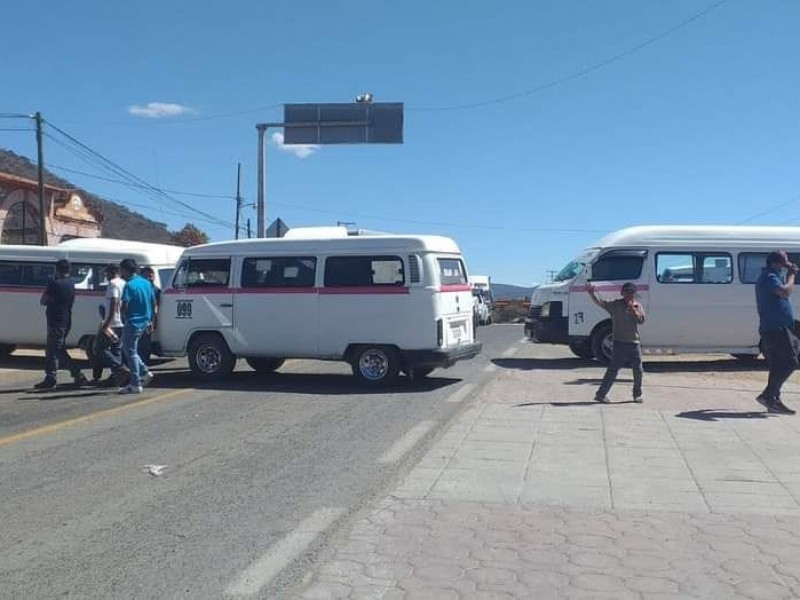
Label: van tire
xmin=246 ymin=357 xmax=285 ymax=374
xmin=351 ymin=345 xmax=400 ymax=386
xmin=568 ymin=340 xmax=594 ymax=359
xmin=591 ymin=324 xmax=614 ymax=366
xmin=0 ymin=343 xmax=16 ymax=357
xmin=188 ymin=333 xmax=236 ymax=381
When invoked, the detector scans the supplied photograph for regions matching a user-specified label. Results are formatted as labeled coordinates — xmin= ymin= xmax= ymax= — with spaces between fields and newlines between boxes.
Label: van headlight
xmin=540 ymin=302 xmax=551 ymax=318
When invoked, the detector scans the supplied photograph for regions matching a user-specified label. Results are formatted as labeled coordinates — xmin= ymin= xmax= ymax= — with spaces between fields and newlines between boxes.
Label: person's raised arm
xmin=586 ymin=282 xmax=606 ymax=309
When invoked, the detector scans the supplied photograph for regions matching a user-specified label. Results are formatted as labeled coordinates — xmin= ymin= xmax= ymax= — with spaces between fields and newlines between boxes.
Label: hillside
xmin=493 ymin=283 xmax=535 ymax=300
xmin=0 ymin=149 xmax=173 ymax=243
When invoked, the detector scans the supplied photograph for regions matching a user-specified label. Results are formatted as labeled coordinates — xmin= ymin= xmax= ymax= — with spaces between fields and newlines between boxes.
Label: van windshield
xmin=553 ymin=260 xmax=585 ymax=282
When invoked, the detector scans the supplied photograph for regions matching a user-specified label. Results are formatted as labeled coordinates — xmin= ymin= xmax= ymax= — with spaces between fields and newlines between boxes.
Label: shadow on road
xmin=146 ymin=370 xmax=461 ymax=396
xmin=676 ymin=409 xmax=771 ymax=422
xmin=492 ymin=357 xmax=592 ymax=371
xmin=493 ymin=356 xmax=766 ymax=374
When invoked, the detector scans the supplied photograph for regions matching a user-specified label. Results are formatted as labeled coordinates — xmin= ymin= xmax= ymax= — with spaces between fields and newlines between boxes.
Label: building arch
xmin=1 ymin=200 xmax=40 ymax=245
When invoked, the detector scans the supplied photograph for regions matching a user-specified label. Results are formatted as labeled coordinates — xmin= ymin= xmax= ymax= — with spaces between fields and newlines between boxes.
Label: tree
xmin=171 ymin=223 xmax=209 ymax=247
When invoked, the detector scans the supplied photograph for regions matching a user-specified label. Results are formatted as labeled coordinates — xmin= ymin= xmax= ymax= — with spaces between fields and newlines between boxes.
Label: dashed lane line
xmin=378 ymin=420 xmax=437 ymax=464
xmin=225 ymin=507 xmax=345 ymax=597
xmin=501 ymin=346 xmax=520 ymax=358
xmin=0 ymin=389 xmax=191 ymax=448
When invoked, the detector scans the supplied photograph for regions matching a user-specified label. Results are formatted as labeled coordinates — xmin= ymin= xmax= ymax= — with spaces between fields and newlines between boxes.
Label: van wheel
xmin=189 ymin=334 xmax=236 ymax=381
xmin=352 ymin=346 xmax=399 ymax=386
xmin=568 ymin=340 xmax=594 ymax=359
xmin=246 ymin=357 xmax=285 ymax=374
xmin=591 ymin=324 xmax=613 ymax=366
xmin=0 ymin=343 xmax=16 ymax=357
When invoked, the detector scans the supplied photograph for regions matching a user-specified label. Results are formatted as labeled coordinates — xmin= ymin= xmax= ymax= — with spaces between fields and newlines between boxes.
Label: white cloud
xmin=128 ymin=102 xmax=194 ymax=119
xmin=271 ymin=131 xmax=320 ymax=159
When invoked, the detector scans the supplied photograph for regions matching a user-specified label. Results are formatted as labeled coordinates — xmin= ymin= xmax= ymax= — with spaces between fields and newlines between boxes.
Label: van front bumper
xmin=529 ymin=316 xmax=569 ymax=344
xmin=401 ymin=341 xmax=483 ymax=369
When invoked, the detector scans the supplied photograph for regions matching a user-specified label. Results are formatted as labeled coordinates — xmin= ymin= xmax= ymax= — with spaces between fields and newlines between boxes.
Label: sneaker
xmin=119 ymin=384 xmax=143 ymax=395
xmin=768 ymin=399 xmax=796 ymax=415
xmin=33 ymin=377 xmax=57 ymax=390
xmin=756 ymin=394 xmax=774 ymax=410
xmin=595 ymin=396 xmax=611 ymax=404
xmin=633 ymin=396 xmax=643 ymax=403
xmin=72 ymin=373 xmax=88 ymax=387
xmin=142 ymin=371 xmax=154 ymax=387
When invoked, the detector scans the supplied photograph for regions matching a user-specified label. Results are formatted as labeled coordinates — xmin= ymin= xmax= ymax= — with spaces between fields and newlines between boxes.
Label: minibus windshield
xmin=553 ymin=250 xmax=598 ymax=282
xmin=553 ymin=260 xmax=585 ymax=282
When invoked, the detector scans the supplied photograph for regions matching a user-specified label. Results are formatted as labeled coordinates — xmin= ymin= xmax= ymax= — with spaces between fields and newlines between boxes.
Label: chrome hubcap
xmin=359 ymin=349 xmax=389 ymax=381
xmin=196 ymin=345 xmax=222 ymax=373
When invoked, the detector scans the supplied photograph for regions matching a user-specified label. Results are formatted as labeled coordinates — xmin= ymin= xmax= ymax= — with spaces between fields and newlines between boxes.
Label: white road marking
xmin=446 ymin=383 xmax=476 ymax=404
xmin=501 ymin=346 xmax=519 ymax=358
xmin=378 ymin=421 xmax=436 ymax=464
xmin=225 ymin=507 xmax=344 ymax=597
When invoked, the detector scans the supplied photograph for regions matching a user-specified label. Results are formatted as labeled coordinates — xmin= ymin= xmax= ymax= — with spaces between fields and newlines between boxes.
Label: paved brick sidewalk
xmin=299 ymin=345 xmax=800 ymax=599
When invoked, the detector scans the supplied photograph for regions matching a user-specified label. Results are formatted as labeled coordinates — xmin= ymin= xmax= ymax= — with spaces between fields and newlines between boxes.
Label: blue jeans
xmin=760 ymin=327 xmax=800 ymax=400
xmin=93 ymin=326 xmax=124 ymax=379
xmin=122 ymin=323 xmax=147 ymax=386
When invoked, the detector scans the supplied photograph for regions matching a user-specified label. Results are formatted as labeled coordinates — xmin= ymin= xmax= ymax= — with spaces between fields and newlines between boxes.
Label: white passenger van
xmin=158 ymin=228 xmax=482 ymax=384
xmin=0 ymin=240 xmax=183 ymax=357
xmin=528 ymin=225 xmax=800 ymax=363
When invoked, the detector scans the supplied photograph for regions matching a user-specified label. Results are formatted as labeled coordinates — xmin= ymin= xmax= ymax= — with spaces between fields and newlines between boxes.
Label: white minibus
xmin=158 ymin=229 xmax=483 ymax=384
xmin=528 ymin=225 xmax=800 ymax=363
xmin=0 ymin=239 xmax=183 ymax=358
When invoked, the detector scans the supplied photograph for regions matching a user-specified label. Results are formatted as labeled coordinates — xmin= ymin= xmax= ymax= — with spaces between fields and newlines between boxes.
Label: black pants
xmin=760 ymin=328 xmax=800 ymax=401
xmin=92 ymin=326 xmax=124 ymax=379
xmin=596 ymin=341 xmax=643 ymax=399
xmin=45 ymin=325 xmax=81 ymax=380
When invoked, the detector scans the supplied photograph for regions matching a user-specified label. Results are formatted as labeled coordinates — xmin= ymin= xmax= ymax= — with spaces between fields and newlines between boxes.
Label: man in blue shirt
xmin=756 ymin=250 xmax=799 ymax=414
xmin=119 ymin=258 xmax=156 ymax=394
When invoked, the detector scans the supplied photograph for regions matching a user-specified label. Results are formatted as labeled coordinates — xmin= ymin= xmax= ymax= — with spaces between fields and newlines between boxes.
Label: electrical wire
xmin=738 ymin=194 xmax=800 ymax=225
xmin=42 ymin=122 xmax=237 ymax=231
xmin=409 ymin=0 xmax=732 ymax=112
xmin=47 ymin=163 xmax=238 ymax=200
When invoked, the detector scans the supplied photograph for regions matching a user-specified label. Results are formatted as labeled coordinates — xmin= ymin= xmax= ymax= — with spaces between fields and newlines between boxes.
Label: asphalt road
xmin=0 ymin=324 xmax=523 ymax=599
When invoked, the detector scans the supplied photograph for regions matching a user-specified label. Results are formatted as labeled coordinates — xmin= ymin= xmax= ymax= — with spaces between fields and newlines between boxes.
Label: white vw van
xmin=159 ymin=228 xmax=482 ymax=384
xmin=0 ymin=239 xmax=183 ymax=358
xmin=528 ymin=225 xmax=800 ymax=363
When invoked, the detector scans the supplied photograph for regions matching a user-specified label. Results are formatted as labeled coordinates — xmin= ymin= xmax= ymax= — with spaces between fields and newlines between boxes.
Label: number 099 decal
xmin=176 ymin=300 xmax=193 ymax=319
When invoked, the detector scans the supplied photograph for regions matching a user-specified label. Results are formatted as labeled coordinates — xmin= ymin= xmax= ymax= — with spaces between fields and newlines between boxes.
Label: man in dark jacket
xmin=756 ymin=250 xmax=799 ymax=414
xmin=34 ymin=259 xmax=87 ymax=389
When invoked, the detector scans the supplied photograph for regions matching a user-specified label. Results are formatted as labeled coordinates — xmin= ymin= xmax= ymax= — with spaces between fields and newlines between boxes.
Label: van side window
xmin=437 ymin=258 xmax=467 ymax=285
xmin=325 ymin=256 xmax=404 ymax=287
xmin=23 ymin=263 xmax=55 ymax=287
xmin=656 ymin=253 xmax=732 ymax=284
xmin=739 ymin=252 xmax=800 ymax=284
xmin=242 ymin=257 xmax=317 ymax=288
xmin=0 ymin=262 xmax=23 ymax=285
xmin=590 ymin=255 xmax=643 ymax=281
xmin=174 ymin=259 xmax=231 ymax=287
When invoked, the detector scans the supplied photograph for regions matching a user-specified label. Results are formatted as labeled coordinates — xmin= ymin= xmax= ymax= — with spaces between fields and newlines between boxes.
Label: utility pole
xmin=256 ymin=124 xmax=267 ymax=237
xmin=247 ymin=218 xmax=252 ymax=239
xmin=34 ymin=111 xmax=46 ymax=246
xmin=234 ymin=163 xmax=242 ymax=240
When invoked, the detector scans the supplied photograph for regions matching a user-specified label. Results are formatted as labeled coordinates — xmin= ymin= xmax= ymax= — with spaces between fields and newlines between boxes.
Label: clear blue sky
xmin=2 ymin=0 xmax=799 ymax=286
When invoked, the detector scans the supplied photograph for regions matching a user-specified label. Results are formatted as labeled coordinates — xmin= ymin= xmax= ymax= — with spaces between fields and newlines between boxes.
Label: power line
xmin=739 ymin=193 xmax=800 ymax=224
xmin=47 ymin=163 xmax=239 ymax=200
xmin=42 ymin=122 xmax=237 ymax=231
xmin=409 ymin=0 xmax=732 ymax=112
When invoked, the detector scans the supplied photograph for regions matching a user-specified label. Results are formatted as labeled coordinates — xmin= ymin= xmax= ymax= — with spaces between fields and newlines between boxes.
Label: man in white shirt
xmin=93 ymin=264 xmax=128 ymax=386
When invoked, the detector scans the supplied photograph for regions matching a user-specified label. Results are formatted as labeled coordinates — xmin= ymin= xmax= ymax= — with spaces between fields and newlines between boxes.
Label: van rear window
xmin=438 ymin=258 xmax=467 ymax=285
xmin=324 ymin=256 xmax=404 ymax=287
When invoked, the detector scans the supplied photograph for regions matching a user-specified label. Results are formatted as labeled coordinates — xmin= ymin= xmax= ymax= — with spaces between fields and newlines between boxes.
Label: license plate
xmin=450 ymin=323 xmax=463 ymax=342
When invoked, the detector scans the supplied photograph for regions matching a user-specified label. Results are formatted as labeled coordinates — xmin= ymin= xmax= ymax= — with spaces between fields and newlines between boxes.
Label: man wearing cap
xmin=755 ymin=250 xmax=799 ymax=415
xmin=586 ymin=282 xmax=646 ymax=403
